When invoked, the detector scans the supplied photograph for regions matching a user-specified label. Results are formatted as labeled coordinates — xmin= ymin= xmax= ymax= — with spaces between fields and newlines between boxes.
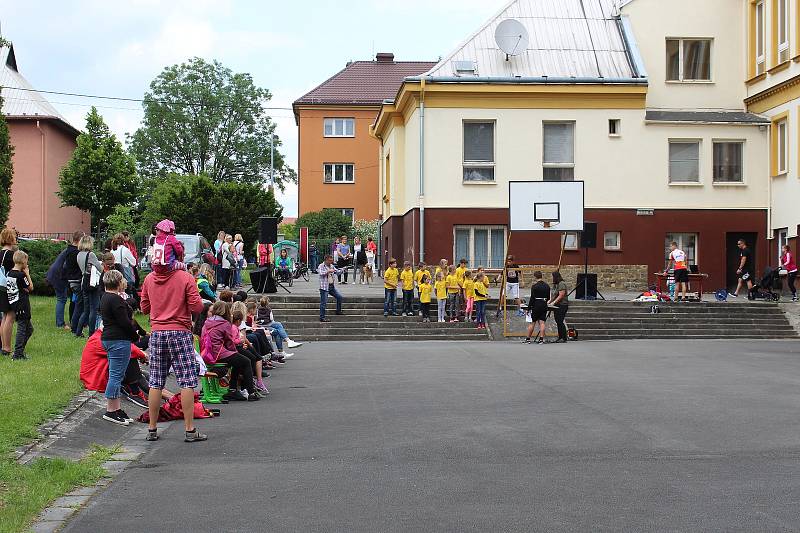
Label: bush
xmin=17 ymin=239 xmax=67 ymax=296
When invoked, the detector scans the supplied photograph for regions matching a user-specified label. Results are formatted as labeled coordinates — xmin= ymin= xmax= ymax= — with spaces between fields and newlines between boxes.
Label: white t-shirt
xmin=113 ymin=245 xmax=136 ymax=268
xmin=670 ymin=249 xmax=687 ymax=270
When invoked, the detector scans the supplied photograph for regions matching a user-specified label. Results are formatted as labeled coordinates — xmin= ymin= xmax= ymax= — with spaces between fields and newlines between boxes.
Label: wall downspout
xmin=36 ymin=120 xmax=45 ymax=232
xmin=419 ymin=77 xmax=426 ymax=264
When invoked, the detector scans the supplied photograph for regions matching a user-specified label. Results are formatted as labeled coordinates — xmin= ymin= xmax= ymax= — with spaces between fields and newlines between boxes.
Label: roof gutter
xmin=403 ymin=76 xmax=648 ymax=85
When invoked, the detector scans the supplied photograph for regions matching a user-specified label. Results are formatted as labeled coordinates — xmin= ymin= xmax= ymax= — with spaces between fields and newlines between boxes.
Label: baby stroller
xmin=748 ymin=266 xmax=781 ymax=301
xmin=293 ymin=261 xmax=310 ymax=282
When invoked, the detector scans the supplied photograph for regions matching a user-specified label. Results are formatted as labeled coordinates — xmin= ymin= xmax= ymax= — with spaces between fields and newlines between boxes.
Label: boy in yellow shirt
xmin=463 ymin=270 xmax=475 ymax=322
xmin=418 ymin=273 xmax=433 ymax=322
xmin=400 ymin=261 xmax=415 ymax=316
xmin=383 ymin=258 xmax=400 ymax=317
xmin=445 ymin=265 xmax=461 ymax=322
xmin=473 ymin=272 xmax=489 ymax=329
xmin=455 ymin=259 xmax=468 ymax=320
xmin=434 ymin=272 xmax=448 ymax=323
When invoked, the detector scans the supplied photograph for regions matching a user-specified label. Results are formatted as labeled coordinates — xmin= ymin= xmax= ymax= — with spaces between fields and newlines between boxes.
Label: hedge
xmin=17 ymin=239 xmax=67 ymax=296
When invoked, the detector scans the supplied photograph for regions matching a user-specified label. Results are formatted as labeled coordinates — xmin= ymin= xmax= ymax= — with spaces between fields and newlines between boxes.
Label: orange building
xmin=1 ymin=44 xmax=88 ymax=235
xmin=293 ymin=53 xmax=435 ymax=222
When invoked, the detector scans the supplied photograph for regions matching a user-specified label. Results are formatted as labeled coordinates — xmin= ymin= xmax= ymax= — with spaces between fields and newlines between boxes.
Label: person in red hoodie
xmin=140 ymin=265 xmax=206 ymax=442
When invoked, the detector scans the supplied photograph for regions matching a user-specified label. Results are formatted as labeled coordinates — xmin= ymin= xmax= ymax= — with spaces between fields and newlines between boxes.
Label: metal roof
xmin=0 ymin=44 xmax=75 ymax=126
xmin=645 ymin=110 xmax=771 ymax=125
xmin=421 ymin=0 xmax=639 ymax=81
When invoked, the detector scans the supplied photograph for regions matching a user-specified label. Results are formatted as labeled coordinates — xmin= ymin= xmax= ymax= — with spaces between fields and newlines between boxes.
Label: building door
xmin=726 ymin=232 xmax=757 ymax=290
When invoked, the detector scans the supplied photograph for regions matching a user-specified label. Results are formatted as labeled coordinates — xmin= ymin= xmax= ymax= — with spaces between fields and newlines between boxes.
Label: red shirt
xmin=140 ymin=269 xmax=204 ymax=331
xmin=367 ymin=241 xmax=377 ymax=253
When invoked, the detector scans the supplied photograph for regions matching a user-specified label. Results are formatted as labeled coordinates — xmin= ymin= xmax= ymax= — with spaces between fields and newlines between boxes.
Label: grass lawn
xmin=0 ymin=296 xmax=118 ymax=533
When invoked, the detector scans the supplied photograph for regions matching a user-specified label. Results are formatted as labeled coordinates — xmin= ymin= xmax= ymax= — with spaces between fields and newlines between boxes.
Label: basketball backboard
xmin=509 ymin=181 xmax=584 ymax=231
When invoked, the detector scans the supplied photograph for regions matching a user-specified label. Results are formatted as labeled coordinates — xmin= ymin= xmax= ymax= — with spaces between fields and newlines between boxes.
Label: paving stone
xmin=67 ymin=486 xmax=98 ymax=497
xmin=39 ymin=506 xmax=76 ymax=522
xmin=113 ymin=451 xmax=141 ymax=461
xmin=31 ymin=521 xmax=62 ymax=533
xmin=51 ymin=495 xmax=91 ymax=508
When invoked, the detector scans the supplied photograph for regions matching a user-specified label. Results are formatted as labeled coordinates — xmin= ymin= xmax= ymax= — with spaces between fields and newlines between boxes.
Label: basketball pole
xmin=501 ymin=231 xmax=512 ymax=336
xmin=557 ymin=232 xmax=567 ymax=270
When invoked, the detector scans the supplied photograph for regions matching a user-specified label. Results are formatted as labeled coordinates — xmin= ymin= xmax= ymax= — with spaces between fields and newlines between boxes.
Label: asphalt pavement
xmin=63 ymin=339 xmax=800 ymax=532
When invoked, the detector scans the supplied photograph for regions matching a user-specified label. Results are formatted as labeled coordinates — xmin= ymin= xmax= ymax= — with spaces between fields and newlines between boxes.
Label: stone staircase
xmin=489 ymin=301 xmax=798 ymax=340
xmin=269 ymin=296 xmax=490 ymax=342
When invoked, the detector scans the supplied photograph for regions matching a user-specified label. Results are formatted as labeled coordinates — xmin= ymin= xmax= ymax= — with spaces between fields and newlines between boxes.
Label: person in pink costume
xmin=151 ymin=219 xmax=186 ymax=274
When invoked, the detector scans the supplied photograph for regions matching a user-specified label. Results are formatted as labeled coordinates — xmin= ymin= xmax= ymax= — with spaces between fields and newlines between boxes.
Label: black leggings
xmin=246 ymin=331 xmax=272 ymax=357
xmin=553 ymin=305 xmax=569 ymax=341
xmin=217 ymin=352 xmax=255 ymax=393
xmin=124 ymin=359 xmax=149 ymax=392
xmin=788 ymin=271 xmax=797 ymax=296
xmin=237 ymin=345 xmax=261 ymax=375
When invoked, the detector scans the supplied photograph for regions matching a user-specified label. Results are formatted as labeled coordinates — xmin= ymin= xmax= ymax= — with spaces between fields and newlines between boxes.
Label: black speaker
xmin=259 ymin=216 xmax=278 ymax=244
xmin=576 ymin=273 xmax=598 ymax=299
xmin=580 ymin=222 xmax=597 ymax=249
xmin=249 ymin=266 xmax=276 ymax=294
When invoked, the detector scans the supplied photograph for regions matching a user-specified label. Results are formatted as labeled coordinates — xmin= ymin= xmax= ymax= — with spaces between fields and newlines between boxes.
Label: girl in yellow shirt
xmin=473 ymin=273 xmax=489 ymax=329
xmin=445 ymin=265 xmax=461 ymax=322
xmin=418 ymin=273 xmax=433 ymax=322
xmin=463 ymin=271 xmax=475 ymax=322
xmin=400 ymin=262 xmax=415 ymax=316
xmin=434 ymin=272 xmax=448 ymax=323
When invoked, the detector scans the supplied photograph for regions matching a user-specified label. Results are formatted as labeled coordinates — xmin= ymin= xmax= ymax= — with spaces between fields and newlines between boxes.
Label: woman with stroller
xmin=781 ymin=244 xmax=798 ymax=302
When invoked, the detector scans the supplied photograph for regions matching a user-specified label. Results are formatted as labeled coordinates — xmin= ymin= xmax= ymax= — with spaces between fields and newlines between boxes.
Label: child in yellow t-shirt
xmin=414 ymin=262 xmax=427 ymax=288
xmin=383 ymin=258 xmax=399 ymax=316
xmin=418 ymin=273 xmax=433 ymax=322
xmin=473 ymin=272 xmax=489 ymax=329
xmin=435 ymin=259 xmax=448 ymax=280
xmin=463 ymin=270 xmax=475 ymax=322
xmin=445 ymin=265 xmax=461 ymax=322
xmin=455 ymin=259 xmax=467 ymax=286
xmin=434 ymin=272 xmax=448 ymax=323
xmin=400 ymin=261 xmax=415 ymax=316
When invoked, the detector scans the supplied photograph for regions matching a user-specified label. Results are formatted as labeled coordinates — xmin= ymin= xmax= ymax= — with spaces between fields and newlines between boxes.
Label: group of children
xmin=382 ymin=258 xmax=490 ymax=329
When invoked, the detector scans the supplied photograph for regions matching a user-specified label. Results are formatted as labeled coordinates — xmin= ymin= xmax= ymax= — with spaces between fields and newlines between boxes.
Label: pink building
xmin=1 ymin=44 xmax=88 ymax=235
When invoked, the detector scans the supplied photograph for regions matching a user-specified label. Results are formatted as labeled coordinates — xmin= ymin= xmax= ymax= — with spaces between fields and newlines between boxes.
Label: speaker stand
xmin=569 ymin=247 xmax=606 ymax=301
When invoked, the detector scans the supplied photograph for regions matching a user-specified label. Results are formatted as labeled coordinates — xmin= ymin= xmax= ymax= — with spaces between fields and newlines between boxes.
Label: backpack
xmin=199 ymin=325 xmax=223 ymax=364
xmin=0 ymin=250 xmax=9 ymax=292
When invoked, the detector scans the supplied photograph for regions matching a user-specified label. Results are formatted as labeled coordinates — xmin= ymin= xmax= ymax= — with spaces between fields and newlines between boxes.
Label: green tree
xmin=129 ymin=58 xmax=296 ymax=190
xmin=58 ymin=107 xmax=138 ymax=232
xmin=295 ymin=209 xmax=353 ymax=240
xmin=280 ymin=222 xmax=297 ymax=241
xmin=352 ymin=219 xmax=379 ymax=241
xmin=141 ymin=174 xmax=282 ymax=247
xmin=105 ymin=205 xmax=140 ymax=236
xmin=0 ymin=41 xmax=14 ymax=227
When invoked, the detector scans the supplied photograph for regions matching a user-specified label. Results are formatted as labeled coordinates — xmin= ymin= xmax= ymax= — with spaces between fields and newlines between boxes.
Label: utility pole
xmin=269 ymin=133 xmax=274 ymax=192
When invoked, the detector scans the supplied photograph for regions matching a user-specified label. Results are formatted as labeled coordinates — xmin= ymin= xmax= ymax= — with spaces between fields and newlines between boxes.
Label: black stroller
xmin=748 ymin=266 xmax=781 ymax=301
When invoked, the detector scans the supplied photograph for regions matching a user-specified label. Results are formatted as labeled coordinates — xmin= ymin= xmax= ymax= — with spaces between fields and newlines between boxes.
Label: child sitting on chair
xmin=151 ymin=219 xmax=186 ymax=274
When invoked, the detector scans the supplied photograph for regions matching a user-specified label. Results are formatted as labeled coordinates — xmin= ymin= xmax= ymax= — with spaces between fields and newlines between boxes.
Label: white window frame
xmin=756 ymin=1 xmax=766 ymax=74
xmin=604 ymin=231 xmax=622 ymax=251
xmin=666 ymin=38 xmax=713 ymax=82
xmin=712 ymin=140 xmax=745 ymax=184
xmin=777 ymin=228 xmax=789 ymax=262
xmin=453 ymin=226 xmax=507 ymax=268
xmin=777 ymin=120 xmax=788 ymax=175
xmin=543 ymin=121 xmax=576 ymax=181
xmin=778 ymin=0 xmax=790 ymax=63
xmin=323 ymin=118 xmax=355 ymax=138
xmin=462 ymin=120 xmax=496 ymax=183
xmin=563 ymin=232 xmax=579 ymax=251
xmin=665 ymin=233 xmax=699 ymax=269
xmin=668 ymin=139 xmax=702 ymax=184
xmin=323 ymin=163 xmax=355 ymax=184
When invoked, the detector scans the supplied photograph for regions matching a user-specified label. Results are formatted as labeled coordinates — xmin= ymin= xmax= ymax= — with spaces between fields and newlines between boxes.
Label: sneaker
xmin=516 ymin=310 xmax=525 ymax=317
xmin=729 ymin=293 xmax=738 ymax=298
xmin=320 ymin=318 xmax=331 ymax=322
xmin=240 ymin=389 xmax=249 ymax=400
xmin=223 ymin=390 xmax=247 ymax=402
xmin=128 ymin=390 xmax=149 ymax=409
xmin=279 ymin=352 xmax=294 ymax=359
xmin=384 ymin=313 xmax=389 ymax=317
xmin=146 ymin=429 xmax=159 ymax=441
xmin=116 ymin=409 xmax=134 ymax=423
xmin=102 ymin=411 xmax=129 ymax=426
xmin=793 ymin=296 xmax=798 ymax=302
xmin=184 ymin=429 xmax=208 ymax=443
xmin=256 ymin=380 xmax=268 ymax=392
xmin=11 ymin=353 xmax=28 ymax=360
xmin=248 ymin=392 xmax=262 ymax=401
xmin=522 ymin=338 xmax=532 ymax=344
xmin=286 ymin=339 xmax=303 ymax=349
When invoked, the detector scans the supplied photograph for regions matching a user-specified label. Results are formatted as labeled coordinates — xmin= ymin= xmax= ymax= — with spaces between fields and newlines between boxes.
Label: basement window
xmin=609 ymin=119 xmax=621 ymax=137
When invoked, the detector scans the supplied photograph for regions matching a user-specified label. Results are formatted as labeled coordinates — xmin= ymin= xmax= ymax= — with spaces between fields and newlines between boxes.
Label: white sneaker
xmin=287 ymin=339 xmax=303 ymax=349
xmin=279 ymin=352 xmax=294 ymax=359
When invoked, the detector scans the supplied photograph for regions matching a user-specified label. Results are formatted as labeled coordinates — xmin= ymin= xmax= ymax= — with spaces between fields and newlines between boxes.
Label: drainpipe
xmin=36 ymin=120 xmax=45 ymax=232
xmin=419 ymin=77 xmax=426 ymax=264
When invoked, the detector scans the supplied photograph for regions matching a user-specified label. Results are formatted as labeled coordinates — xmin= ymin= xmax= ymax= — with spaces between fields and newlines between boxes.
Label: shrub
xmin=17 ymin=239 xmax=67 ymax=296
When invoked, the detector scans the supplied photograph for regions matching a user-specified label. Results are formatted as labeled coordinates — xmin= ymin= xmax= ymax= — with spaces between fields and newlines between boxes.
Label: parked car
xmin=139 ymin=233 xmax=213 ymax=272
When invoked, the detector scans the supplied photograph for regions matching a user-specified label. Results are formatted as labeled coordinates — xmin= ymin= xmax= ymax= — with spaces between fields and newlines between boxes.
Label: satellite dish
xmin=495 ymin=19 xmax=529 ymax=58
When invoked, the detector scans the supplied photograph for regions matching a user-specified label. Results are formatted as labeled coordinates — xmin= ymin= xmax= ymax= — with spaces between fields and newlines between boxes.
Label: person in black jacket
xmin=62 ymin=231 xmax=85 ymax=325
xmin=98 ymin=270 xmax=139 ymax=426
xmin=524 ymin=271 xmax=550 ymax=345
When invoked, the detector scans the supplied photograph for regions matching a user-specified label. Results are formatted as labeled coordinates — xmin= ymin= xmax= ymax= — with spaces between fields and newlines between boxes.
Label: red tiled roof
xmin=294 ymin=58 xmax=437 ymax=107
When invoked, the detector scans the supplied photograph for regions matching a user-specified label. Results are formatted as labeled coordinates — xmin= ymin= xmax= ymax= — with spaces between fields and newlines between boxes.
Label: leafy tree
xmin=105 ymin=205 xmax=141 ymax=236
xmin=280 ymin=222 xmax=297 ymax=241
xmin=0 ymin=42 xmax=13 ymax=227
xmin=58 ymin=107 xmax=138 ymax=232
xmin=295 ymin=209 xmax=353 ymax=240
xmin=352 ymin=219 xmax=379 ymax=241
xmin=141 ymin=174 xmax=282 ymax=247
xmin=129 ymin=58 xmax=296 ymax=190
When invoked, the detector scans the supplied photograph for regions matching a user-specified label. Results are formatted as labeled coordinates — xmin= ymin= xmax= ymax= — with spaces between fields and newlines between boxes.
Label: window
xmin=777 ymin=228 xmax=789 ymax=261
xmin=563 ymin=232 xmax=579 ymax=251
xmin=669 ymin=141 xmax=701 ymax=183
xmin=713 ymin=142 xmax=744 ymax=183
xmin=666 ymin=38 xmax=711 ymax=81
xmin=777 ymin=119 xmax=788 ymax=174
xmin=604 ymin=231 xmax=621 ymax=251
xmin=543 ymin=122 xmax=575 ymax=181
xmin=665 ymin=233 xmax=697 ymax=269
xmin=334 ymin=208 xmax=355 ymax=222
xmin=778 ymin=0 xmax=790 ymax=63
xmin=323 ymin=163 xmax=355 ymax=183
xmin=454 ymin=226 xmax=506 ymax=268
xmin=756 ymin=1 xmax=766 ymax=74
xmin=323 ymin=118 xmax=355 ymax=138
xmin=463 ymin=122 xmax=495 ymax=182
xmin=608 ymin=119 xmax=620 ymax=136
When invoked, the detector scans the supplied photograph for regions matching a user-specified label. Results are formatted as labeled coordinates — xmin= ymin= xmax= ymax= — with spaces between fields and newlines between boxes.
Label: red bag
xmin=136 ymin=392 xmax=213 ymax=423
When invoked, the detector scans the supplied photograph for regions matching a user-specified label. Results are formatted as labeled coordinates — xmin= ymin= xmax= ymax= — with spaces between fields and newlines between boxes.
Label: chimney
xmin=376 ymin=52 xmax=395 ymax=63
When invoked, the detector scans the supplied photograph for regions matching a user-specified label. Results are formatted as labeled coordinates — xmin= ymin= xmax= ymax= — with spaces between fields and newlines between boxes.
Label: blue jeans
xmin=102 ymin=340 xmax=131 ymax=400
xmin=476 ymin=300 xmax=487 ymax=325
xmin=319 ymin=286 xmax=343 ymax=320
xmin=70 ymin=285 xmax=84 ymax=334
xmin=75 ymin=287 xmax=100 ymax=336
xmin=310 ymin=253 xmax=319 ymax=272
xmin=384 ymin=288 xmax=397 ymax=315
xmin=55 ymin=286 xmax=68 ymax=327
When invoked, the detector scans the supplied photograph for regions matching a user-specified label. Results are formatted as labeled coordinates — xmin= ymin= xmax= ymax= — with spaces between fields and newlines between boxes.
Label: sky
xmin=0 ymin=0 xmax=501 ymax=217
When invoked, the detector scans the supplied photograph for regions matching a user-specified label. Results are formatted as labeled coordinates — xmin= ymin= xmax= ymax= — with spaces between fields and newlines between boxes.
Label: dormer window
xmin=454 ymin=60 xmax=478 ymax=76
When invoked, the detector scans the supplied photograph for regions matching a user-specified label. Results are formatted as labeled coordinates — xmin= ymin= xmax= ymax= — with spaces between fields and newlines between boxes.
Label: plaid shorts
xmin=148 ymin=330 xmax=198 ymax=390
